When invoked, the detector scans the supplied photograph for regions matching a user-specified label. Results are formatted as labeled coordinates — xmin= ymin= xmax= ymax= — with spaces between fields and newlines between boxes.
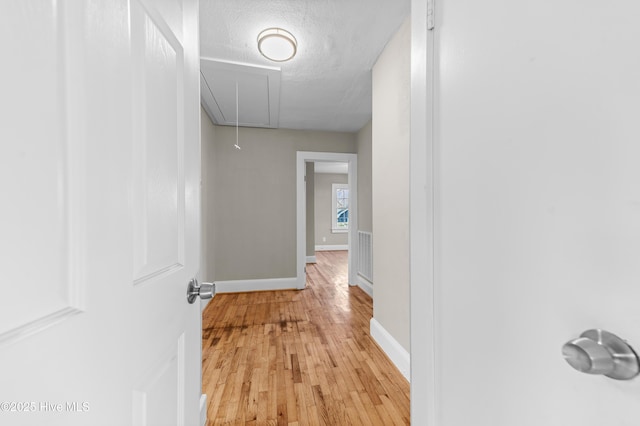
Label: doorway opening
xmin=306 ymin=161 xmax=350 ymax=288
xmin=296 ymin=151 xmax=358 ymax=290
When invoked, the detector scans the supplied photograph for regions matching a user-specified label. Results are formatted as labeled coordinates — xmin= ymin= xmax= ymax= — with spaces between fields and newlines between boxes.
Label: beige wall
xmin=200 ymin=107 xmax=216 ymax=284
xmin=305 ymin=162 xmax=315 ymax=257
xmin=372 ymin=18 xmax=411 ymax=351
xmin=356 ymin=120 xmax=372 ymax=233
xmin=210 ymin=125 xmax=356 ymax=281
xmin=314 ymin=173 xmax=349 ymax=247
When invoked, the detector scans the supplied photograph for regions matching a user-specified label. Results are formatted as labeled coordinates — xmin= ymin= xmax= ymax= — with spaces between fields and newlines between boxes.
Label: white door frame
xmin=296 ymin=151 xmax=358 ymax=289
xmin=410 ymin=0 xmax=437 ymax=424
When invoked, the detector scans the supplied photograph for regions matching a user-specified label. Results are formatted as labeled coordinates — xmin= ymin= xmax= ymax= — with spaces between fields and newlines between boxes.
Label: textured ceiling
xmin=199 ymin=0 xmax=410 ymax=133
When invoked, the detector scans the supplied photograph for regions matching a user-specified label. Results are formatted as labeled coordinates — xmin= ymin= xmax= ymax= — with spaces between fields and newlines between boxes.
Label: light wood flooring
xmin=202 ymin=250 xmax=410 ymax=425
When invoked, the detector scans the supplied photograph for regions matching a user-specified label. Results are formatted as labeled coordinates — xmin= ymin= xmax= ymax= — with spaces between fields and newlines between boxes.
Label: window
xmin=332 ymin=183 xmax=349 ymax=232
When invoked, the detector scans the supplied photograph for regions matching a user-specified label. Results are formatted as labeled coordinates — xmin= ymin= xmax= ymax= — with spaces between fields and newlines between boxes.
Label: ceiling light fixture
xmin=257 ymin=28 xmax=297 ymax=62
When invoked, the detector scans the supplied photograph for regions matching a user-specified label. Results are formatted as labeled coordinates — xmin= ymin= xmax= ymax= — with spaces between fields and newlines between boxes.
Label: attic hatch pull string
xmin=234 ymin=81 xmax=241 ymax=150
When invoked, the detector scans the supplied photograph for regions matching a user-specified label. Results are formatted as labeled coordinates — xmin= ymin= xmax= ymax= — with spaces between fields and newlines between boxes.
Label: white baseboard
xmin=214 ymin=277 xmax=298 ymax=293
xmin=200 ymin=297 xmax=211 ymax=312
xmin=198 ymin=296 xmax=209 ymax=312
xmin=370 ymin=318 xmax=410 ymax=382
xmin=199 ymin=394 xmax=207 ymax=426
xmin=357 ymin=275 xmax=373 ymax=298
xmin=315 ymin=244 xmax=348 ymax=251
xmin=306 ymin=255 xmax=317 ymax=263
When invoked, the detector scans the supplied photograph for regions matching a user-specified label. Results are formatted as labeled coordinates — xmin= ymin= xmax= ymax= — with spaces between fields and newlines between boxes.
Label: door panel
xmin=431 ymin=0 xmax=640 ymax=424
xmin=0 ymin=1 xmax=201 ymax=425
xmin=132 ymin=335 xmax=185 ymax=426
xmin=0 ymin=0 xmax=83 ymax=344
xmin=131 ymin=0 xmax=186 ymax=284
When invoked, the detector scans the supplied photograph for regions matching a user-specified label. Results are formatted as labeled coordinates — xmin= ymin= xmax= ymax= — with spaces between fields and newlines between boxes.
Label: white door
xmin=412 ymin=0 xmax=640 ymax=424
xmin=0 ymin=1 xmax=202 ymax=425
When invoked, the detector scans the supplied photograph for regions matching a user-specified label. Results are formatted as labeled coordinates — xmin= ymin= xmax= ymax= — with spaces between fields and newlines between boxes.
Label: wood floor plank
xmin=203 ymin=251 xmax=410 ymax=425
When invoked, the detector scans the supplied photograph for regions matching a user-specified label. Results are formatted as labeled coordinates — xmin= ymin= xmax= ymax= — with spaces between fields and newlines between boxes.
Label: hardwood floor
xmin=202 ymin=251 xmax=410 ymax=425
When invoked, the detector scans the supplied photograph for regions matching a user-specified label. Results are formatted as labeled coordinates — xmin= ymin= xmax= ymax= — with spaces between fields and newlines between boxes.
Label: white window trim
xmin=332 ymin=183 xmax=349 ymax=233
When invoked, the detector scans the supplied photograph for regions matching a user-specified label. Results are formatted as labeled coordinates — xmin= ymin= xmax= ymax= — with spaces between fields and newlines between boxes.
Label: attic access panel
xmin=200 ymin=58 xmax=281 ymax=128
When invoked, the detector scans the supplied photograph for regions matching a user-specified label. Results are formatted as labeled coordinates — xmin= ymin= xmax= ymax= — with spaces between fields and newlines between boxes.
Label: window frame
xmin=331 ymin=183 xmax=349 ymax=233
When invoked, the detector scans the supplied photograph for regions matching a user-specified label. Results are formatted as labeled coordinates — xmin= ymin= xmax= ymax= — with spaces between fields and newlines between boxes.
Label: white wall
xmin=200 ymin=107 xmax=216 ymax=284
xmin=372 ymin=18 xmax=411 ymax=353
xmin=209 ymin=126 xmax=356 ymax=281
xmin=357 ymin=121 xmax=372 ymax=233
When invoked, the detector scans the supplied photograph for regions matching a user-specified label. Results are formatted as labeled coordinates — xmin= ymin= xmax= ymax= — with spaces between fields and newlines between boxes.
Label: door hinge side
xmin=427 ymin=0 xmax=435 ymax=30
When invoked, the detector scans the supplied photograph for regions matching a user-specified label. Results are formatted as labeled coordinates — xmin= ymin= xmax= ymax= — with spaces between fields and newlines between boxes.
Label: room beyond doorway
xmin=296 ymin=151 xmax=358 ymax=290
xmin=308 ymin=161 xmax=350 ymax=259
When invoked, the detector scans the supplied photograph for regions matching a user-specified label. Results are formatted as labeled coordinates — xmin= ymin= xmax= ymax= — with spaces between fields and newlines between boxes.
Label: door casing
xmin=296 ymin=151 xmax=358 ymax=289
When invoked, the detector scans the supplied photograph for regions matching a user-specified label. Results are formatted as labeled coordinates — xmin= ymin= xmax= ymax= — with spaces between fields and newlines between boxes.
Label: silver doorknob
xmin=562 ymin=329 xmax=640 ymax=380
xmin=187 ymin=279 xmax=215 ymax=304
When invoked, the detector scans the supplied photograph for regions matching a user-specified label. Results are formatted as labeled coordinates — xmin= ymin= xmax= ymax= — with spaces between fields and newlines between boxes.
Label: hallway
xmin=202 ymin=251 xmax=410 ymax=425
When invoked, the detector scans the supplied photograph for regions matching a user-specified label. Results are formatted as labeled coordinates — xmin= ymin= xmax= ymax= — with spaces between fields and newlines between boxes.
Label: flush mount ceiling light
xmin=257 ymin=28 xmax=297 ymax=62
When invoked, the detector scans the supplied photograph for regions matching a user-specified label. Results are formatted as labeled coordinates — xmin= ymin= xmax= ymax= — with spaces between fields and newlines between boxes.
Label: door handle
xmin=562 ymin=329 xmax=640 ymax=380
xmin=186 ymin=279 xmax=215 ymax=304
